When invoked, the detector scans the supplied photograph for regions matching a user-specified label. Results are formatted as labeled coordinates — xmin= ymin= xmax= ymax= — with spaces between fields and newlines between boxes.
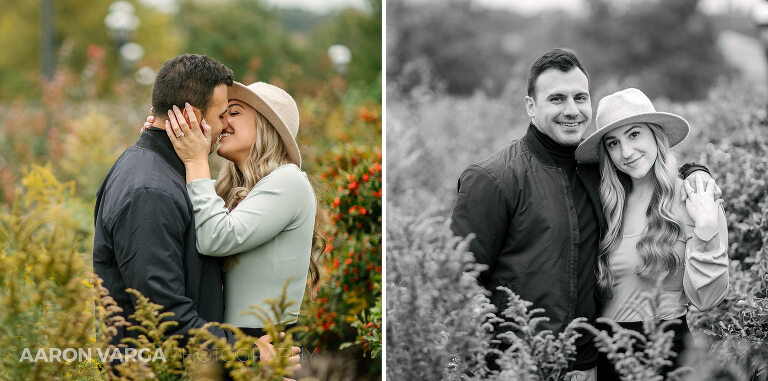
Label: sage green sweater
xmin=186 ymin=164 xmax=315 ymax=328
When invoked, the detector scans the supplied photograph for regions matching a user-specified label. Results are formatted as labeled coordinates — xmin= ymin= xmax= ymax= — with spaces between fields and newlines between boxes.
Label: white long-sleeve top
xmin=602 ymin=180 xmax=729 ymax=322
xmin=186 ymin=164 xmax=316 ymax=328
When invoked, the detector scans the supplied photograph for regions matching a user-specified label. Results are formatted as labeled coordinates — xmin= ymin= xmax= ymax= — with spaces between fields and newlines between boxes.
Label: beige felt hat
xmin=227 ymin=81 xmax=302 ymax=167
xmin=575 ymin=88 xmax=689 ymax=164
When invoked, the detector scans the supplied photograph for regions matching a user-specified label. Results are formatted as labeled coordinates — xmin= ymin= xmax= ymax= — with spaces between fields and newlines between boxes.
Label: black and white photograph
xmin=386 ymin=0 xmax=768 ymax=380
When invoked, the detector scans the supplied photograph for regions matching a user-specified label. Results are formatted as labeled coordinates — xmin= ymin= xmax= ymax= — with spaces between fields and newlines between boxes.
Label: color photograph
xmin=0 ymin=0 xmax=381 ymax=380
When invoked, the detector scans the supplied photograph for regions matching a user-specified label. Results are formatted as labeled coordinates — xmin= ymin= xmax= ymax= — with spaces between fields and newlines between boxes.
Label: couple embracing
xmin=93 ymin=54 xmax=321 ymax=367
xmin=451 ymin=49 xmax=729 ymax=380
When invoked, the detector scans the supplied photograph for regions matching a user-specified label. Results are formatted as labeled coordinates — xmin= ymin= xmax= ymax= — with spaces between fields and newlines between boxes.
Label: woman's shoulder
xmin=256 ymin=164 xmax=313 ymax=192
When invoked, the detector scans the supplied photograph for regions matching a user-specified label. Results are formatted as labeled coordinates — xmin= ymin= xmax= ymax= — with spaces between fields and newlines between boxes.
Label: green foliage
xmin=0 ymin=166 xmax=313 ymax=381
xmin=2 ymin=0 xmax=380 ymax=102
xmin=298 ymin=83 xmax=382 ymax=165
xmin=341 ymin=287 xmax=381 ymax=358
xmin=119 ymin=289 xmax=187 ymax=379
xmin=300 ymin=143 xmax=382 ymax=367
xmin=0 ymin=0 xmax=179 ymax=99
xmin=310 ymin=5 xmax=382 ymax=87
xmin=59 ymin=110 xmax=127 ymax=204
xmin=178 ymin=0 xmax=301 ymax=86
xmin=0 ymin=165 xmax=101 ymax=380
xmin=0 ymin=5 xmax=382 ymax=375
xmin=104 ymin=284 xmax=306 ymax=381
xmin=0 ymin=61 xmax=150 ymax=206
xmin=0 ymin=61 xmax=381 ymax=381
xmin=177 ymin=0 xmax=381 ymax=98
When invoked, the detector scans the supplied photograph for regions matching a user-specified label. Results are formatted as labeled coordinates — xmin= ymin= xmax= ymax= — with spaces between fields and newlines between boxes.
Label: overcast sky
xmin=141 ymin=0 xmax=762 ymax=16
xmin=401 ymin=0 xmax=760 ymax=16
xmin=138 ymin=0 xmax=368 ymax=14
xmin=264 ymin=0 xmax=367 ymax=13
xmin=473 ymin=0 xmax=759 ymax=16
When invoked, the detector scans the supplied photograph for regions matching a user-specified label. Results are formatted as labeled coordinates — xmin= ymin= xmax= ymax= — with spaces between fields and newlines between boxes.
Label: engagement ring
xmin=176 ymin=132 xmax=185 ymax=138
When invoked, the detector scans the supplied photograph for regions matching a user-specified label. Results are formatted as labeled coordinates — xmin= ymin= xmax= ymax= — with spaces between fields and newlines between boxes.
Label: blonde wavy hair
xmin=215 ymin=108 xmax=325 ymax=297
xmin=596 ymin=123 xmax=683 ymax=298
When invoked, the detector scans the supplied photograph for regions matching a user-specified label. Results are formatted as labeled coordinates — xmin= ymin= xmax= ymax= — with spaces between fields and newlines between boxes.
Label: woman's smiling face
xmin=603 ymin=122 xmax=659 ymax=180
xmin=217 ymin=99 xmax=258 ymax=166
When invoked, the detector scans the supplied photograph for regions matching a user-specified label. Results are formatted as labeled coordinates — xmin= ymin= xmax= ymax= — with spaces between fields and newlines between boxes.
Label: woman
xmin=160 ymin=81 xmax=323 ymax=339
xmin=574 ymin=88 xmax=729 ymax=379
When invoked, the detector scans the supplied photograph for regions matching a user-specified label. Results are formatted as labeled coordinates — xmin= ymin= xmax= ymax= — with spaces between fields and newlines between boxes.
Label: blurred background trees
xmin=388 ymin=0 xmax=758 ymax=101
xmin=574 ymin=0 xmax=729 ymax=101
xmin=0 ymin=0 xmax=381 ymax=100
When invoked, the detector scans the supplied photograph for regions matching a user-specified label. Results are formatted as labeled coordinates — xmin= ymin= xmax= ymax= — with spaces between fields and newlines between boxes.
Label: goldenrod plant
xmin=573 ymin=285 xmax=684 ymax=381
xmin=386 ymin=211 xmax=496 ymax=380
xmin=492 ymin=288 xmax=584 ymax=381
xmin=0 ymin=165 xmax=99 ymax=380
xmin=0 ymin=165 xmax=341 ymax=381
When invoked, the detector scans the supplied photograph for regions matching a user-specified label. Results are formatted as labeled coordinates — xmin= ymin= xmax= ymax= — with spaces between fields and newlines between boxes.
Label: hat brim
xmin=227 ymin=81 xmax=302 ymax=167
xmin=575 ymin=112 xmax=689 ymax=164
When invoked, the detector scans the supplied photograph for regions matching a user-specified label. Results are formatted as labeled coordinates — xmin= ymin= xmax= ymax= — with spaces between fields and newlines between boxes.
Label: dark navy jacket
xmin=93 ymin=127 xmax=230 ymax=345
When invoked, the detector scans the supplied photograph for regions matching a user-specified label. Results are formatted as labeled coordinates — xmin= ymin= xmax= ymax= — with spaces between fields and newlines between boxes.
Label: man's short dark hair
xmin=151 ymin=54 xmax=234 ymax=117
xmin=527 ymin=48 xmax=588 ymax=97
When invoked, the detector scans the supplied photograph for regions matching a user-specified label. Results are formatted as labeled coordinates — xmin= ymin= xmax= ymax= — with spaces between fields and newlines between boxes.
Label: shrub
xmin=0 ymin=165 xmax=325 ymax=381
xmin=300 ymin=143 xmax=382 ymax=366
xmin=385 ymin=212 xmax=495 ymax=380
xmin=386 ymin=213 xmax=596 ymax=381
xmin=689 ymin=213 xmax=768 ymax=380
xmin=385 ymin=81 xmax=528 ymax=213
xmin=0 ymin=165 xmax=101 ymax=380
xmin=492 ymin=288 xmax=584 ymax=381
xmin=341 ymin=288 xmax=382 ymax=358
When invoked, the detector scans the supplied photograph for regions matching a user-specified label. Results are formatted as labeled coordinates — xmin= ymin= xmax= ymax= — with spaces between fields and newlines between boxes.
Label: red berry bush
xmin=301 ymin=144 xmax=382 ymax=364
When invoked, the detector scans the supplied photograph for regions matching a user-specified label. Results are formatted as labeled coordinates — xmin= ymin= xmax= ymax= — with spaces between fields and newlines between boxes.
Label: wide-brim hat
xmin=575 ymin=88 xmax=689 ymax=164
xmin=227 ymin=81 xmax=302 ymax=167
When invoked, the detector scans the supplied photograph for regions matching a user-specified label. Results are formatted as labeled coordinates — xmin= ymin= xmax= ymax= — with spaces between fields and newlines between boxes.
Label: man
xmin=93 ymin=54 xmax=234 ymax=345
xmin=450 ymin=48 xmax=713 ymax=379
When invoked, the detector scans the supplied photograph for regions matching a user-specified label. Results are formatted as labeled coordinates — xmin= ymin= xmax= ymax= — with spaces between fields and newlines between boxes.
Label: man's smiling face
xmin=202 ymin=83 xmax=229 ymax=154
xmin=525 ymin=68 xmax=592 ymax=146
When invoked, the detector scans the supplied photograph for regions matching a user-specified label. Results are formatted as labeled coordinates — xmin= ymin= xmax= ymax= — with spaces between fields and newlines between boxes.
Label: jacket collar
xmin=135 ymin=127 xmax=185 ymax=178
xmin=523 ymin=123 xmax=607 ymax=233
xmin=523 ymin=123 xmax=558 ymax=166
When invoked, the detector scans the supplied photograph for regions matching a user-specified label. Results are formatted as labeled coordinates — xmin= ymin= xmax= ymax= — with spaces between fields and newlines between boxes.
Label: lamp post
xmin=41 ymin=0 xmax=55 ymax=80
xmin=753 ymin=0 xmax=768 ymax=112
xmin=104 ymin=1 xmax=141 ymax=75
xmin=328 ymin=44 xmax=352 ymax=76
